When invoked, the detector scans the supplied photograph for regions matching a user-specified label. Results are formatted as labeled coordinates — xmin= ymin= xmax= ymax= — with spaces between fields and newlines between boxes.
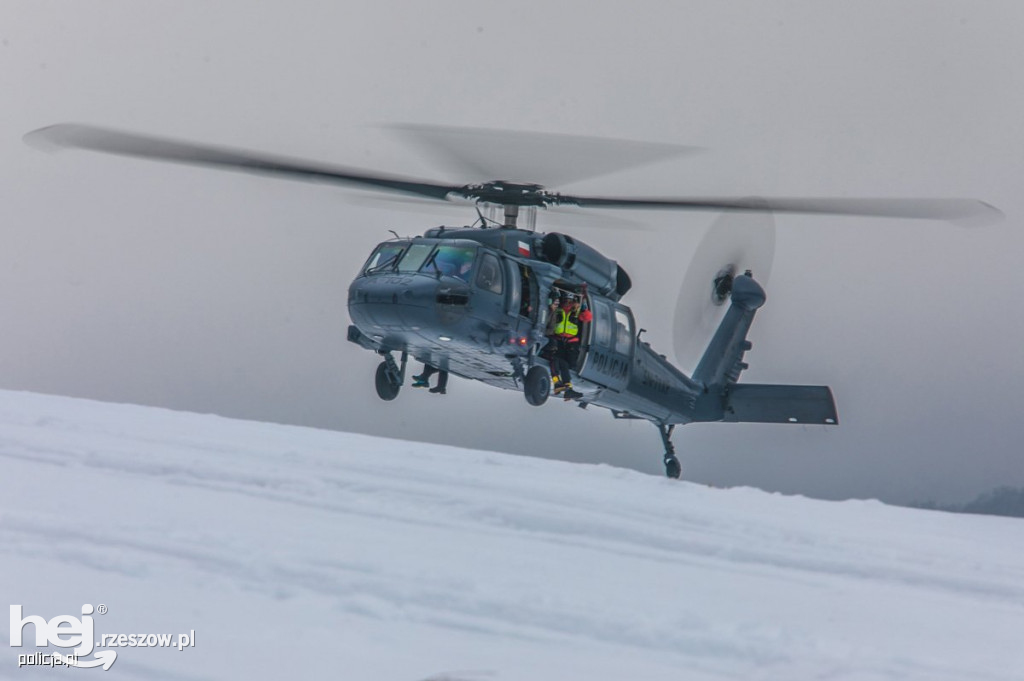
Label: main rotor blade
xmin=557 ymin=195 xmax=1003 ymax=226
xmin=25 ymin=123 xmax=462 ymax=202
xmin=387 ymin=123 xmax=700 ymax=188
xmin=26 ymin=123 xmax=1003 ymax=228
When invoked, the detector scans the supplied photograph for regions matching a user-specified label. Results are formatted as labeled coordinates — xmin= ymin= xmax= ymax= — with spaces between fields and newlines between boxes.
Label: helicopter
xmin=24 ymin=123 xmax=1002 ymax=479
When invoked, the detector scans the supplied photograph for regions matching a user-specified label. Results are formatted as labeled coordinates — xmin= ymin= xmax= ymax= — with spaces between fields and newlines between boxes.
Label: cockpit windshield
xmin=363 ymin=243 xmax=405 ymax=274
xmin=363 ymin=241 xmax=478 ymax=282
xmin=396 ymin=243 xmax=435 ymax=273
xmin=423 ymin=245 xmax=477 ymax=282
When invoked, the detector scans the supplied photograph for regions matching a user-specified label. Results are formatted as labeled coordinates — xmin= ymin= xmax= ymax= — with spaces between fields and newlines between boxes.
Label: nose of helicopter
xmin=347 ymin=274 xmax=472 ymax=343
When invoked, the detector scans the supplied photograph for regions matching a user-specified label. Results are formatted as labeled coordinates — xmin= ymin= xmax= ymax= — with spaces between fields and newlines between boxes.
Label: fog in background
xmin=3 ymin=1 xmax=1023 ymax=505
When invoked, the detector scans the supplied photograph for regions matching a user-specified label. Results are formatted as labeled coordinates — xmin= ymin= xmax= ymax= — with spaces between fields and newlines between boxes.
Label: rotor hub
xmin=712 ymin=266 xmax=736 ymax=305
xmin=459 ymin=181 xmax=552 ymax=207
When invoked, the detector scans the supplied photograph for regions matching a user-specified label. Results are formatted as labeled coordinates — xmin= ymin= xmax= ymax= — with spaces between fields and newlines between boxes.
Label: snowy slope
xmin=1 ymin=390 xmax=1022 ymax=681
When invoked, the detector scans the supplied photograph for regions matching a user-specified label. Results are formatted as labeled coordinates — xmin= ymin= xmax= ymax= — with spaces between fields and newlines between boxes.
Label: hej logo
xmin=10 ymin=604 xmax=117 ymax=670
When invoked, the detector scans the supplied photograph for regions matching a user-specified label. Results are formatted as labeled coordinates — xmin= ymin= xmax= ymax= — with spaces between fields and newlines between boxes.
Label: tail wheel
xmin=375 ymin=362 xmax=401 ymax=401
xmin=524 ymin=366 xmax=551 ymax=406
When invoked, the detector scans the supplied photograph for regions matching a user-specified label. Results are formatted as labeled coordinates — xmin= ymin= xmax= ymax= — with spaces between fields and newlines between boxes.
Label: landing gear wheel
xmin=374 ymin=361 xmax=401 ymax=401
xmin=664 ymin=455 xmax=681 ymax=479
xmin=524 ymin=366 xmax=551 ymax=406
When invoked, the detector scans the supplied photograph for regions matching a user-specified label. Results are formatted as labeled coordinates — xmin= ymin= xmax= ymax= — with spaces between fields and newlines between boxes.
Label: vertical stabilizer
xmin=692 ymin=274 xmax=765 ymax=388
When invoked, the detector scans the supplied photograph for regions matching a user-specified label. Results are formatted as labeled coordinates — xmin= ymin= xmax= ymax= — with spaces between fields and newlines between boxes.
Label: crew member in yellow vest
xmin=544 ymin=294 xmax=592 ymax=400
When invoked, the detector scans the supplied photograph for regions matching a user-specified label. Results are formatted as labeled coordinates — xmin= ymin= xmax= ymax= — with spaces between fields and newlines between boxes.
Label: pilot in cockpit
xmin=432 ymin=246 xmax=475 ymax=282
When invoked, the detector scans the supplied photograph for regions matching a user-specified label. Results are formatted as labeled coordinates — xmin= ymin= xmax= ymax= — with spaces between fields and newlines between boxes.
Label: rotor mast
xmin=485 ymin=203 xmax=536 ymax=230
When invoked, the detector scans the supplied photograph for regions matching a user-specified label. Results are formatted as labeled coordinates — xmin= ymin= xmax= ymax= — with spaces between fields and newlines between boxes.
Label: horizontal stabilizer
xmin=723 ymin=384 xmax=837 ymax=425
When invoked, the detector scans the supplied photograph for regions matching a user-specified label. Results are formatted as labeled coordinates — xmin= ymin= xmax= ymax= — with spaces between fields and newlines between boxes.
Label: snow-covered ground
xmin=1 ymin=390 xmax=1022 ymax=681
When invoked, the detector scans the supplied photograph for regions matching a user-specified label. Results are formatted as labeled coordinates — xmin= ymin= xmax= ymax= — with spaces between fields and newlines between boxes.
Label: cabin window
xmin=476 ymin=253 xmax=503 ymax=294
xmin=593 ymin=299 xmax=612 ymax=347
xmin=423 ymin=245 xmax=477 ymax=282
xmin=397 ymin=243 xmax=435 ymax=273
xmin=363 ymin=243 xmax=405 ymax=274
xmin=614 ymin=308 xmax=633 ymax=354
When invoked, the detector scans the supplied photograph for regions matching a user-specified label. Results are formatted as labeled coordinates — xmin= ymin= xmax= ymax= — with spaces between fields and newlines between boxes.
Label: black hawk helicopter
xmin=24 ymin=123 xmax=1001 ymax=478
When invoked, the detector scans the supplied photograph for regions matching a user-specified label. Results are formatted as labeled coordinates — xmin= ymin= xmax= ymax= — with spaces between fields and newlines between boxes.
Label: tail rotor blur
xmin=673 ymin=203 xmax=776 ymax=369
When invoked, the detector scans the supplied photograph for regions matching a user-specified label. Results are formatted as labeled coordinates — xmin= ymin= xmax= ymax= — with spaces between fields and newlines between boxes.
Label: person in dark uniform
xmin=412 ymin=364 xmax=449 ymax=395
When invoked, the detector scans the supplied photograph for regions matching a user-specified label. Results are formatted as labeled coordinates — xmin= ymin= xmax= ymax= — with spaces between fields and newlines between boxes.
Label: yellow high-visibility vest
xmin=553 ymin=309 xmax=579 ymax=337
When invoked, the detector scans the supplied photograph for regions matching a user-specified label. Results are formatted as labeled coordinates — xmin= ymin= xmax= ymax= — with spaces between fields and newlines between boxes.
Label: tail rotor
xmin=673 ymin=202 xmax=776 ymax=369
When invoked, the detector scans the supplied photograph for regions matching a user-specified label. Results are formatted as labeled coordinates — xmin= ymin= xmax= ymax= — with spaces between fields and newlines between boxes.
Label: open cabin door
xmin=504 ymin=260 xmax=539 ymax=335
xmin=579 ymin=297 xmax=633 ymax=392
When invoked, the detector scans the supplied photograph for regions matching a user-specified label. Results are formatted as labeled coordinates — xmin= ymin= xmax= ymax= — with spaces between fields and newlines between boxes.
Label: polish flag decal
xmin=517 ymin=240 xmax=531 ymax=257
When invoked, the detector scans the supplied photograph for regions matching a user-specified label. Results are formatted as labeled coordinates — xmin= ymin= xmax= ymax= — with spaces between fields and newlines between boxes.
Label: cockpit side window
xmin=475 ymin=253 xmax=503 ymax=294
xmin=397 ymin=243 xmax=435 ymax=273
xmin=363 ymin=243 xmax=406 ymax=274
xmin=423 ymin=245 xmax=477 ymax=282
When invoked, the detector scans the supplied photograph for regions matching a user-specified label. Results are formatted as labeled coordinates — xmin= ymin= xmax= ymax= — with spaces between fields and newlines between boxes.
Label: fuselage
xmin=347 ymin=226 xmax=710 ymax=424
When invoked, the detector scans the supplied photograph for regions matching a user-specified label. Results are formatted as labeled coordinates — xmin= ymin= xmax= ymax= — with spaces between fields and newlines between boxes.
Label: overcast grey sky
xmin=3 ymin=1 xmax=1023 ymax=505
